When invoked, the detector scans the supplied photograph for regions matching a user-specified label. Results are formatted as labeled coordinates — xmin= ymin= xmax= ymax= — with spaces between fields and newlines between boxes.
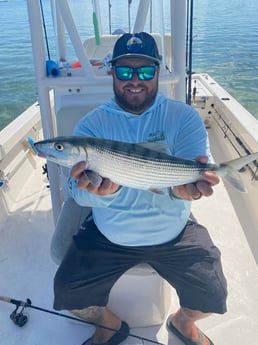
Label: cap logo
xmin=126 ymin=36 xmax=143 ymax=53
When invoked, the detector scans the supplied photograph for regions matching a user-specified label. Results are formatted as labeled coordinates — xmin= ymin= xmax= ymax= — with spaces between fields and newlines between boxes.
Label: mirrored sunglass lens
xmin=115 ymin=66 xmax=156 ymax=81
xmin=115 ymin=67 xmax=133 ymax=80
xmin=137 ymin=66 xmax=156 ymax=80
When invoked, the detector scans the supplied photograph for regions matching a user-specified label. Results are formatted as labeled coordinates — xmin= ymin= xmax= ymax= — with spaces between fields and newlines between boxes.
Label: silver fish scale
xmin=86 ymin=144 xmax=206 ymax=189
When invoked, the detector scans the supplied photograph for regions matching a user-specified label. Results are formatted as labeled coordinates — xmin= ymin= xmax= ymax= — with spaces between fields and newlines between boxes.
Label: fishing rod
xmin=128 ymin=0 xmax=132 ymax=33
xmin=186 ymin=0 xmax=194 ymax=105
xmin=39 ymin=0 xmax=60 ymax=77
xmin=0 ymin=295 xmax=165 ymax=345
xmin=108 ymin=0 xmax=112 ymax=35
xmin=39 ymin=0 xmax=51 ymax=61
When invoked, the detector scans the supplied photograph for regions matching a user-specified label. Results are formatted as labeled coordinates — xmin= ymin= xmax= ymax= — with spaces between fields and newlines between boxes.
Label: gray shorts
xmin=54 ymin=218 xmax=227 ymax=314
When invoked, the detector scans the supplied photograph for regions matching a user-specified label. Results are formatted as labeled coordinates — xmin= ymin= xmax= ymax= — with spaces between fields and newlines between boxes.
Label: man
xmin=54 ymin=32 xmax=227 ymax=345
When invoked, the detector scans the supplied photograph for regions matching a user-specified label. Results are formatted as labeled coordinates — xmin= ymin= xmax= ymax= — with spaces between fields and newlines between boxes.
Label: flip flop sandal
xmin=166 ymin=317 xmax=214 ymax=345
xmin=82 ymin=321 xmax=129 ymax=345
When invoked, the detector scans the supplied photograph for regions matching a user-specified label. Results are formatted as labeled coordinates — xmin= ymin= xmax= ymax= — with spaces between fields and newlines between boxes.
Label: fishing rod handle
xmin=0 ymin=295 xmax=26 ymax=306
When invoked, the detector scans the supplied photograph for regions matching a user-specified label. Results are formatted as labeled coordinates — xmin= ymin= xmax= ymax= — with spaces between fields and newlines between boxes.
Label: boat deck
xmin=0 ymin=164 xmax=258 ymax=345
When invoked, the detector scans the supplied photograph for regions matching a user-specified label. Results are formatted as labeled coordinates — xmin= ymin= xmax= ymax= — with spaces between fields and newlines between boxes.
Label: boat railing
xmin=0 ymin=100 xmax=44 ymax=209
xmin=191 ymin=73 xmax=258 ymax=264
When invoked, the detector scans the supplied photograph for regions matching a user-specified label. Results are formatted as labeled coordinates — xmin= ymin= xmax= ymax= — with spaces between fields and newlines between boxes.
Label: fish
xmin=32 ymin=136 xmax=258 ymax=193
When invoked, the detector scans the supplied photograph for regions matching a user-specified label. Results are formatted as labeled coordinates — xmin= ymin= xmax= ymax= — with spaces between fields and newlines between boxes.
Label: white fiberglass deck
xmin=0 ymin=164 xmax=258 ymax=345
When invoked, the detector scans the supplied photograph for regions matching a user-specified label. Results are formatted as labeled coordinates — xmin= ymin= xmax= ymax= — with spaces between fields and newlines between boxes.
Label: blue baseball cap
xmin=110 ymin=32 xmax=162 ymax=65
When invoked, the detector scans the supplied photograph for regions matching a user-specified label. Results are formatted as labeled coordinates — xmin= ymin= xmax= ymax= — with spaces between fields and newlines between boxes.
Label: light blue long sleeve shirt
xmin=68 ymin=94 xmax=209 ymax=246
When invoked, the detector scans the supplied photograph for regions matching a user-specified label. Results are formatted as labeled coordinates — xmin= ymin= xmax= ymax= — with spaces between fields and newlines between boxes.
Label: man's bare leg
xmin=72 ymin=306 xmax=122 ymax=344
xmin=168 ymin=307 xmax=212 ymax=343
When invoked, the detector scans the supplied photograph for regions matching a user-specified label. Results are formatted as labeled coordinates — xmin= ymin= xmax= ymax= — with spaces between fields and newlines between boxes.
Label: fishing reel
xmin=10 ymin=309 xmax=28 ymax=327
xmin=9 ymin=298 xmax=31 ymax=327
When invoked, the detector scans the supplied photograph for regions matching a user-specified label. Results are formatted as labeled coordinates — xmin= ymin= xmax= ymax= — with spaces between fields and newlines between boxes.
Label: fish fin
xmin=222 ymin=171 xmax=246 ymax=193
xmin=138 ymin=142 xmax=169 ymax=154
xmin=148 ymin=188 xmax=166 ymax=195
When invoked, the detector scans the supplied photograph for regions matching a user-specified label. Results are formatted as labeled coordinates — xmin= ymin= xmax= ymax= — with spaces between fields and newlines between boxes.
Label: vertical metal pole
xmin=56 ymin=0 xmax=94 ymax=78
xmin=26 ymin=0 xmax=53 ymax=137
xmin=133 ymin=0 xmax=150 ymax=33
xmin=26 ymin=0 xmax=63 ymax=224
xmin=171 ymin=0 xmax=186 ymax=102
xmin=55 ymin=0 xmax=67 ymax=62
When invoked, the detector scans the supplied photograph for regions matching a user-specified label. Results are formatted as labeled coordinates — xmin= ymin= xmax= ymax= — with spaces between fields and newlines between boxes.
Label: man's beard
xmin=113 ymin=82 xmax=158 ymax=114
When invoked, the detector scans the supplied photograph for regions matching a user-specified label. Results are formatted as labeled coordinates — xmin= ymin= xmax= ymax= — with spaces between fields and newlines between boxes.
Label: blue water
xmin=0 ymin=0 xmax=258 ymax=131
xmin=192 ymin=0 xmax=258 ymax=117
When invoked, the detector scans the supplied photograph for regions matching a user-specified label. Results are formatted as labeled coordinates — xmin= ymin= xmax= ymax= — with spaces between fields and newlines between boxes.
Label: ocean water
xmin=0 ymin=0 xmax=258 ymax=131
xmin=192 ymin=0 xmax=258 ymax=117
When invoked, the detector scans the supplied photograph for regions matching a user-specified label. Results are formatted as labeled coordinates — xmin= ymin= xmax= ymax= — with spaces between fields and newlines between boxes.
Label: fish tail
xmin=217 ymin=152 xmax=258 ymax=192
xmin=223 ymin=152 xmax=258 ymax=171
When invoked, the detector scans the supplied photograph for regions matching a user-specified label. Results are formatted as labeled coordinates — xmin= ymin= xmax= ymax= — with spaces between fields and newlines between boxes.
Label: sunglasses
xmin=114 ymin=66 xmax=157 ymax=81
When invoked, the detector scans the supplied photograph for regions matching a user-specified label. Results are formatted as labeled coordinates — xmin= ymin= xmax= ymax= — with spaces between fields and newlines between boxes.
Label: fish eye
xmin=55 ymin=143 xmax=64 ymax=151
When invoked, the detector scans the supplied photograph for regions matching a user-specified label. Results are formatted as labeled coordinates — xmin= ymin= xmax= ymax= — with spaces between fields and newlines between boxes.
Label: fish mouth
xmin=37 ymin=152 xmax=48 ymax=158
xmin=33 ymin=146 xmax=47 ymax=158
xmin=33 ymin=146 xmax=51 ymax=159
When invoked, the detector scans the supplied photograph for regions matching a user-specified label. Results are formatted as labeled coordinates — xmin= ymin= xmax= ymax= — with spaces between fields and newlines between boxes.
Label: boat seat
xmin=51 ymin=198 xmax=161 ymax=273
xmin=51 ymin=197 xmax=171 ymax=327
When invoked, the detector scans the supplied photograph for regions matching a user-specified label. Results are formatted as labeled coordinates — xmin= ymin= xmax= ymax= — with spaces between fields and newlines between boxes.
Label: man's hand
xmin=70 ymin=161 xmax=120 ymax=196
xmin=171 ymin=156 xmax=220 ymax=201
